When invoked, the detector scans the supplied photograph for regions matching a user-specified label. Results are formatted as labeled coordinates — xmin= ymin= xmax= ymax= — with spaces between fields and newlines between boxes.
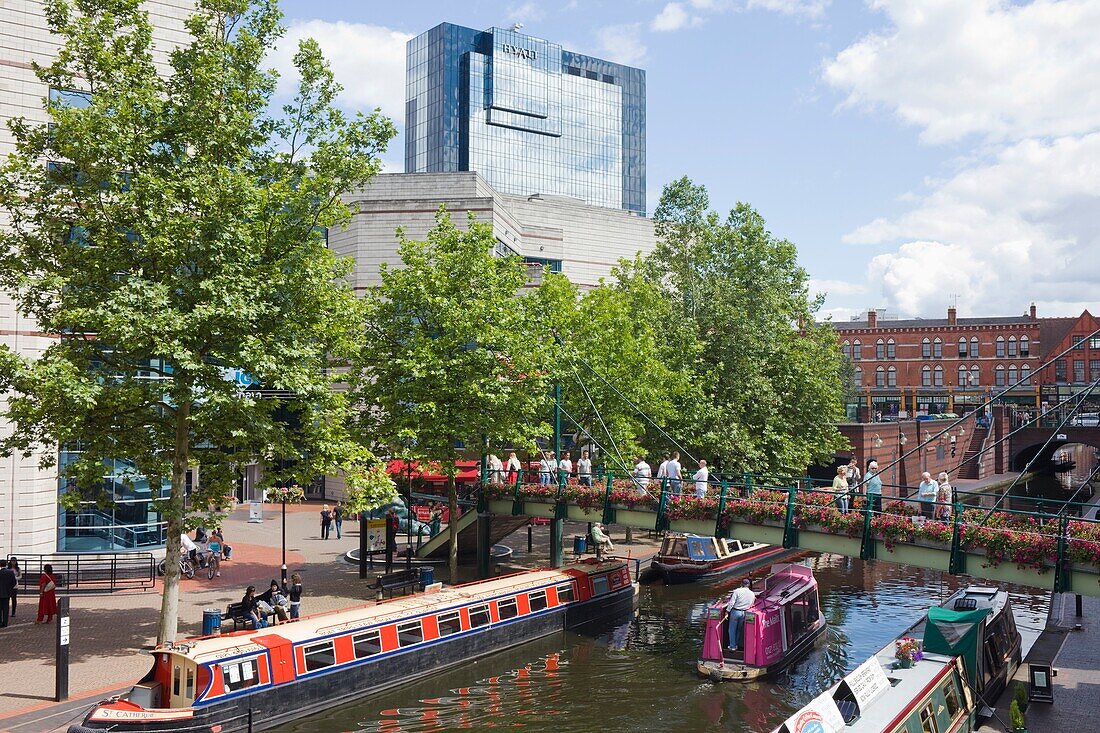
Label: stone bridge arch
xmin=1010 ymin=427 xmax=1100 ymax=471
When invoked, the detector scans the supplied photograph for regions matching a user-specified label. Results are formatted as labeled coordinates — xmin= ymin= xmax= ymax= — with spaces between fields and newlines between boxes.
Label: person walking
xmin=284 ymin=572 xmax=303 ymax=620
xmin=538 ymin=452 xmax=554 ymax=486
xmin=667 ymin=452 xmax=683 ymax=498
xmin=320 ymin=504 xmax=332 ymax=540
xmin=577 ymin=450 xmax=593 ymax=487
xmin=35 ymin=564 xmax=58 ymax=624
xmin=558 ymin=451 xmax=573 ymax=484
xmin=725 ymin=578 xmax=756 ymax=651
xmin=917 ymin=472 xmax=939 ymax=519
xmin=6 ymin=557 xmax=20 ymax=618
xmin=333 ymin=502 xmax=344 ymax=540
xmin=936 ymin=472 xmax=953 ymax=520
xmin=656 ymin=453 xmax=670 ymax=485
xmin=488 ymin=453 xmax=505 ymax=485
xmin=832 ymin=465 xmax=850 ymax=513
xmin=633 ymin=457 xmax=651 ymax=494
xmin=845 ymin=457 xmax=862 ymax=509
xmin=693 ymin=460 xmax=710 ymax=500
xmin=506 ymin=452 xmax=522 ymax=484
xmin=864 ymin=460 xmax=883 ymax=514
xmin=0 ymin=561 xmax=17 ymax=627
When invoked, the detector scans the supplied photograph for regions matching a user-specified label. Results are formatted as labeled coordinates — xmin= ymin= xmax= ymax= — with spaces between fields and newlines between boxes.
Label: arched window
xmin=996 ymin=336 xmax=1005 ymax=358
xmin=876 ymin=339 xmax=885 ymax=360
xmin=1008 ymin=336 xmax=1017 ymax=357
xmin=957 ymin=365 xmax=968 ymax=386
xmin=1021 ymin=364 xmax=1031 ymax=385
xmin=1008 ymin=364 xmax=1018 ymax=385
xmin=995 ymin=364 xmax=1006 ymax=387
xmin=886 ymin=338 xmax=896 ymax=359
xmin=933 ymin=337 xmax=942 ymax=358
xmin=971 ymin=337 xmax=980 ymax=357
xmin=934 ymin=365 xmax=944 ymax=386
xmin=842 ymin=340 xmax=851 ymax=360
xmin=876 ymin=366 xmax=885 ymax=387
xmin=887 ymin=366 xmax=897 ymax=387
xmin=922 ymin=337 xmax=931 ymax=358
xmin=853 ymin=340 xmax=862 ymax=360
xmin=1020 ymin=335 xmax=1030 ymax=357
xmin=854 ymin=366 xmax=863 ymax=386
xmin=958 ymin=337 xmax=968 ymax=357
xmin=970 ymin=365 xmax=980 ymax=386
xmin=921 ymin=365 xmax=932 ymax=387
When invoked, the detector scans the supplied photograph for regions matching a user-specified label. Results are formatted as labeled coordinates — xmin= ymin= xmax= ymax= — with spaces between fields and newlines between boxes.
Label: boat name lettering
xmin=764 ymin=641 xmax=782 ymax=657
xmin=90 ymin=709 xmax=194 ymax=721
xmin=761 ymin=613 xmax=780 ymax=629
xmin=206 ymin=646 xmax=261 ymax=660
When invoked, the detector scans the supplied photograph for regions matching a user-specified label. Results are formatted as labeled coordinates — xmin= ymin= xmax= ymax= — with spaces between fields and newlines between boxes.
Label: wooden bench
xmin=369 ymin=569 xmax=422 ymax=598
xmin=224 ymin=601 xmax=277 ymax=631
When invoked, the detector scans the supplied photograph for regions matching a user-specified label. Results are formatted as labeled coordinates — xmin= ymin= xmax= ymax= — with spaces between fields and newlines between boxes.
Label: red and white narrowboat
xmin=69 ymin=560 xmax=636 ymax=733
xmin=649 ymin=533 xmax=790 ymax=584
xmin=697 ymin=563 xmax=827 ymax=681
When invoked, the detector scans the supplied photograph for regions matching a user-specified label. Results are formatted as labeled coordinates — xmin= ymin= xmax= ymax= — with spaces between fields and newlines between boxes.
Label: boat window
xmin=592 ymin=574 xmax=610 ymax=596
xmin=173 ymin=665 xmax=181 ymax=696
xmin=919 ymin=703 xmax=938 ymax=733
xmin=352 ymin=629 xmax=382 ymax=659
xmin=221 ymin=658 xmax=259 ymax=693
xmin=942 ymin=677 xmax=962 ymax=719
xmin=529 ymin=590 xmax=548 ymax=612
xmin=497 ymin=598 xmax=519 ymax=621
xmin=557 ymin=584 xmax=575 ymax=603
xmin=303 ymin=640 xmax=336 ymax=671
xmin=398 ymin=620 xmax=424 ymax=647
xmin=668 ymin=539 xmax=688 ymax=556
xmin=437 ymin=611 xmax=462 ymax=637
xmin=786 ymin=590 xmax=818 ymax=643
xmin=469 ymin=604 xmax=491 ymax=628
xmin=185 ymin=667 xmax=194 ymax=700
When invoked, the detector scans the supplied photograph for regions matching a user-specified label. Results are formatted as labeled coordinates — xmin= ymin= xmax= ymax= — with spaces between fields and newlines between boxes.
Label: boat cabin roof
xmin=939 ymin=586 xmax=1007 ymax=617
xmin=755 ymin=564 xmax=816 ymax=607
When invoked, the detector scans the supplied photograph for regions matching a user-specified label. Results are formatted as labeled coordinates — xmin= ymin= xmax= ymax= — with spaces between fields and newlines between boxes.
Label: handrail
xmin=8 ymin=552 xmax=157 ymax=594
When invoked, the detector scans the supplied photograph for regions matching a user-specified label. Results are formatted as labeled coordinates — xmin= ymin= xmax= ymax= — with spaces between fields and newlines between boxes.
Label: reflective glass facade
xmin=405 ymin=24 xmax=646 ymax=214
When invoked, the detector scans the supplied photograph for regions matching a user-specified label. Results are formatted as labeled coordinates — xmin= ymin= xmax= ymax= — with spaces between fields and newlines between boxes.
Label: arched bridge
xmin=1010 ymin=423 xmax=1100 ymax=471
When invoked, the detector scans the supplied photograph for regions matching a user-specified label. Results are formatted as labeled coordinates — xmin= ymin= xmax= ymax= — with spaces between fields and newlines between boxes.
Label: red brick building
xmin=1035 ymin=310 xmax=1100 ymax=407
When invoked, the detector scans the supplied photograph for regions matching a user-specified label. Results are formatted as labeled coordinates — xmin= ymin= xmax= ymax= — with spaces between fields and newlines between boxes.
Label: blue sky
xmin=270 ymin=0 xmax=1100 ymax=322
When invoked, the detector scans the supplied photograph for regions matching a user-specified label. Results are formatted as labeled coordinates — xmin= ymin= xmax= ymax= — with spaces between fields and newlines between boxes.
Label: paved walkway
xmin=0 ymin=503 xmax=650 ymax=733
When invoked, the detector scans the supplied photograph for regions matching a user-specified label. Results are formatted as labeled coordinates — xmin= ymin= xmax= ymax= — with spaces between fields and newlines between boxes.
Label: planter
xmin=796 ymin=528 xmax=862 ymax=557
xmin=894 ymin=659 xmax=914 ymax=670
xmin=874 ymin=541 xmax=952 ymax=572
xmin=725 ymin=521 xmax=786 ymax=546
xmin=566 ymin=506 xmax=604 ymax=523
xmin=519 ymin=500 xmax=557 ymax=520
xmin=668 ymin=518 xmax=717 ymax=536
xmin=613 ymin=507 xmax=659 ymax=529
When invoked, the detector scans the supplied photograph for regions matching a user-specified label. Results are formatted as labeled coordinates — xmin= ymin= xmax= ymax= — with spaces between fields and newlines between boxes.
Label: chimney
xmin=867 ymin=309 xmax=878 ymax=328
xmin=947 ymin=306 xmax=957 ymax=325
xmin=1030 ymin=303 xmax=1037 ymax=320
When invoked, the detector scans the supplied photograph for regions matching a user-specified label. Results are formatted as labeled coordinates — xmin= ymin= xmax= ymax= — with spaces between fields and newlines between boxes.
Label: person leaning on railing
xmin=832 ymin=466 xmax=850 ymax=513
xmin=863 ymin=461 xmax=883 ymax=514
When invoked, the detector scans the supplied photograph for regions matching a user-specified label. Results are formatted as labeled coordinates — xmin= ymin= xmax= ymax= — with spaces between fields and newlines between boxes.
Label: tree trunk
xmin=448 ymin=473 xmax=459 ymax=584
xmin=157 ymin=399 xmax=190 ymax=645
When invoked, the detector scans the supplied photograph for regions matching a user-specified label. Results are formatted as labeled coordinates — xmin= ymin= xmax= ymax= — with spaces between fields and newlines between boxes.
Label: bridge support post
xmin=655 ymin=478 xmax=670 ymax=533
xmin=601 ymin=470 xmax=616 ymax=525
xmin=859 ymin=497 xmax=876 ymax=560
xmin=948 ymin=503 xmax=966 ymax=576
xmin=511 ymin=470 xmax=524 ymax=516
xmin=714 ymin=481 xmax=729 ymax=539
xmin=782 ymin=484 xmax=799 ymax=549
xmin=476 ymin=511 xmax=492 ymax=580
xmin=1054 ymin=514 xmax=1071 ymax=594
xmin=743 ymin=471 xmax=753 ymax=498
xmin=550 ymin=516 xmax=564 ymax=568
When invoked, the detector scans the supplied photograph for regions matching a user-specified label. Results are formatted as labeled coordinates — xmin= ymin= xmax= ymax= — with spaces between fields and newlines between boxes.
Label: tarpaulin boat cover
xmin=923 ymin=606 xmax=989 ymax=688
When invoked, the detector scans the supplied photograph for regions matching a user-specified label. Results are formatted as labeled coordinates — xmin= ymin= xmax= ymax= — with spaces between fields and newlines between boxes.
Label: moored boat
xmin=696 ymin=563 xmax=826 ymax=681
xmin=69 ymin=560 xmax=637 ymax=733
xmin=771 ymin=586 xmax=1022 ymax=733
xmin=649 ymin=533 xmax=789 ymax=584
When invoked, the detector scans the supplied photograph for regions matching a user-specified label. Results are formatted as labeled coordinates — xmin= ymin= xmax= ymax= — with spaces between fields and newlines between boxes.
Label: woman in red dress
xmin=36 ymin=563 xmax=58 ymax=624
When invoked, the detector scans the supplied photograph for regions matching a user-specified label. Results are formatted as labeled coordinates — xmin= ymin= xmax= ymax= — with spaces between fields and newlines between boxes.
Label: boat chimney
xmin=947 ymin=306 xmax=957 ymax=326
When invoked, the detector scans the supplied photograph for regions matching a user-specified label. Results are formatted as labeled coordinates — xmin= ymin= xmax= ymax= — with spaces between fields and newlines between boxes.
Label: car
xmin=1070 ymin=413 xmax=1100 ymax=427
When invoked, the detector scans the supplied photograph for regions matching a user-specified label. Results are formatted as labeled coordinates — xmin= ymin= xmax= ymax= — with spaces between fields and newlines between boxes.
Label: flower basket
xmin=894 ymin=636 xmax=923 ymax=668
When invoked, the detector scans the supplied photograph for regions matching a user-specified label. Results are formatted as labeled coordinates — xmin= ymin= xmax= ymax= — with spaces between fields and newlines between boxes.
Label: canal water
xmin=273 ymin=556 xmax=1049 ymax=733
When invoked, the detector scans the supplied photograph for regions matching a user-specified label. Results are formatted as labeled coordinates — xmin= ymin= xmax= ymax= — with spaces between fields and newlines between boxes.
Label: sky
xmin=269 ymin=0 xmax=1100 ymax=323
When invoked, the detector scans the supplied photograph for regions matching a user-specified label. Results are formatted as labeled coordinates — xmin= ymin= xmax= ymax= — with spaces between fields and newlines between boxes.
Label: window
xmin=557 ymin=583 xmax=574 ymax=603
xmin=876 ymin=366 xmax=885 ymax=387
xmin=497 ymin=598 xmax=519 ymax=621
xmin=958 ymin=337 xmax=968 ymax=357
xmin=1021 ymin=365 xmax=1031 ymax=386
xmin=995 ymin=365 xmax=1006 ymax=387
xmin=933 ymin=338 xmax=942 ymax=358
xmin=922 ymin=365 xmax=932 ymax=387
xmin=437 ymin=611 xmax=462 ymax=637
xmin=1008 ymin=365 xmax=1018 ymax=385
xmin=529 ymin=590 xmax=548 ymax=612
xmin=1073 ymin=335 xmax=1086 ymax=350
xmin=1091 ymin=337 xmax=1100 ymax=350
xmin=1055 ymin=359 xmax=1067 ymax=383
xmin=922 ymin=338 xmax=931 ymax=358
xmin=1074 ymin=360 xmax=1086 ymax=383
xmin=1008 ymin=336 xmax=1017 ymax=357
xmin=49 ymin=87 xmax=93 ymax=109
xmin=592 ymin=574 xmax=610 ymax=596
xmin=1020 ymin=336 xmax=1030 ymax=357
xmin=185 ymin=668 xmax=195 ymax=700
xmin=996 ymin=336 xmax=1005 ymax=357
xmin=842 ymin=341 xmax=851 ymax=360
xmin=934 ymin=365 xmax=944 ymax=387
xmin=958 ymin=365 xmax=968 ymax=386
xmin=469 ymin=604 xmax=491 ymax=628
xmin=352 ymin=630 xmax=382 ymax=659
xmin=397 ymin=620 xmax=424 ymax=647
xmin=854 ymin=367 xmax=862 ymax=386
xmin=970 ymin=337 xmax=979 ymax=357
xmin=852 ymin=340 xmax=862 ymax=360
xmin=221 ymin=658 xmax=259 ymax=692
xmin=173 ymin=665 xmax=181 ymax=696
xmin=887 ymin=366 xmax=897 ymax=388
xmin=303 ymin=640 xmax=336 ymax=671
xmin=942 ymin=678 xmax=962 ymax=719
xmin=920 ymin=703 xmax=939 ymax=733
xmin=876 ymin=339 xmax=885 ymax=360
xmin=970 ymin=366 xmax=980 ymax=386
xmin=1091 ymin=360 xmax=1100 ymax=382
xmin=886 ymin=338 xmax=896 ymax=359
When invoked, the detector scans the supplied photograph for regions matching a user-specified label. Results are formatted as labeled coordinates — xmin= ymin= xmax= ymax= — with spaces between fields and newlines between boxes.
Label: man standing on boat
xmin=725 ymin=579 xmax=756 ymax=651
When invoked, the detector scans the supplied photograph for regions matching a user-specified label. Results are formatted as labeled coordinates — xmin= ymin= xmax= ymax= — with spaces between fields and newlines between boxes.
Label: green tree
xmin=0 ymin=0 xmax=396 ymax=643
xmin=353 ymin=210 xmax=559 ymax=581
xmin=651 ymin=177 xmax=848 ymax=474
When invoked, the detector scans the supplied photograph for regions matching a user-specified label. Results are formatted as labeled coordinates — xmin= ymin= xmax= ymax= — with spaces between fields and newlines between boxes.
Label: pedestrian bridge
xmin=473 ymin=478 xmax=1100 ymax=597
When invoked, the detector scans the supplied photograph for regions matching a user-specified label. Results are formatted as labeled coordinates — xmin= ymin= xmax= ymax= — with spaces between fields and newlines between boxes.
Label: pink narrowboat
xmin=697 ymin=564 xmax=826 ymax=681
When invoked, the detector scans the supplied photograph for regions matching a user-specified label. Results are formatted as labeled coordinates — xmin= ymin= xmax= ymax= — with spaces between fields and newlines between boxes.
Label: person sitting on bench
xmin=590 ymin=523 xmax=614 ymax=560
xmin=241 ymin=585 xmax=267 ymax=629
xmin=256 ymin=579 xmax=290 ymax=624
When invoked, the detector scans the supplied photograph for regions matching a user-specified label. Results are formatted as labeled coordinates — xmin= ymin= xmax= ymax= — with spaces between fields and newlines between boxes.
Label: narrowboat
xmin=648 ymin=533 xmax=789 ymax=584
xmin=696 ymin=563 xmax=826 ymax=681
xmin=68 ymin=560 xmax=636 ymax=733
xmin=771 ymin=586 xmax=1021 ymax=733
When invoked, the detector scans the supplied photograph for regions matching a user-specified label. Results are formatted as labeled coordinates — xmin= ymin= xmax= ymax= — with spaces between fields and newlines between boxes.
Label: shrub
xmin=1009 ymin=699 xmax=1025 ymax=731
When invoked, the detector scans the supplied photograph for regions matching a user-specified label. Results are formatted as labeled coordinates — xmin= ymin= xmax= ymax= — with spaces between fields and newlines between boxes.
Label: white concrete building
xmin=330 ymin=172 xmax=657 ymax=293
xmin=0 ymin=0 xmax=194 ymax=555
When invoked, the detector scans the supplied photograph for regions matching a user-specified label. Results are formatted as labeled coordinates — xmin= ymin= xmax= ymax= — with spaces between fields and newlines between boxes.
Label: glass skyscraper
xmin=405 ymin=24 xmax=646 ymax=214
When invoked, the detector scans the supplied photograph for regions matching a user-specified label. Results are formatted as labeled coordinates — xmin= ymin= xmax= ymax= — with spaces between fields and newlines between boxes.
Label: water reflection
xmin=272 ymin=556 xmax=1049 ymax=733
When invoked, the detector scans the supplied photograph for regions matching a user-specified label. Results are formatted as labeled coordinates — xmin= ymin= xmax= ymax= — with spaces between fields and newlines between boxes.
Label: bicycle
xmin=156 ymin=556 xmax=196 ymax=580
xmin=206 ymin=541 xmax=221 ymax=579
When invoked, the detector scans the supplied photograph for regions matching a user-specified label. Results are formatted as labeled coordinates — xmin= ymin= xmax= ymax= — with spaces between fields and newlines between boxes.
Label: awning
xmin=386 ymin=460 xmax=481 ymax=483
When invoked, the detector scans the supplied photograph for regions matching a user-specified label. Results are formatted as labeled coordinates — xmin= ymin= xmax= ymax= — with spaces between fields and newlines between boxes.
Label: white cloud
xmin=651 ymin=3 xmax=701 ymax=32
xmin=507 ymin=2 xmax=546 ymax=24
xmin=823 ymin=0 xmax=1100 ymax=144
xmin=808 ymin=279 xmax=866 ymax=297
xmin=746 ymin=0 xmax=830 ymax=19
xmin=268 ymin=20 xmax=412 ymax=125
xmin=594 ymin=24 xmax=647 ymax=65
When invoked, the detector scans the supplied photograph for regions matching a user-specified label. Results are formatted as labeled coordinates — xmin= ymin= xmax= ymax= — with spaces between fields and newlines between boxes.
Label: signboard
xmin=59 ymin=617 xmax=70 ymax=646
xmin=366 ymin=519 xmax=387 ymax=551
xmin=780 ymin=691 xmax=845 ymax=733
xmin=842 ymin=656 xmax=891 ymax=711
xmin=248 ymin=501 xmax=264 ymax=523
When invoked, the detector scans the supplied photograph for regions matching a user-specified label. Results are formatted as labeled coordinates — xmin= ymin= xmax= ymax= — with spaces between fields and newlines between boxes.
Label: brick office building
xmin=1035 ymin=310 xmax=1100 ymax=409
